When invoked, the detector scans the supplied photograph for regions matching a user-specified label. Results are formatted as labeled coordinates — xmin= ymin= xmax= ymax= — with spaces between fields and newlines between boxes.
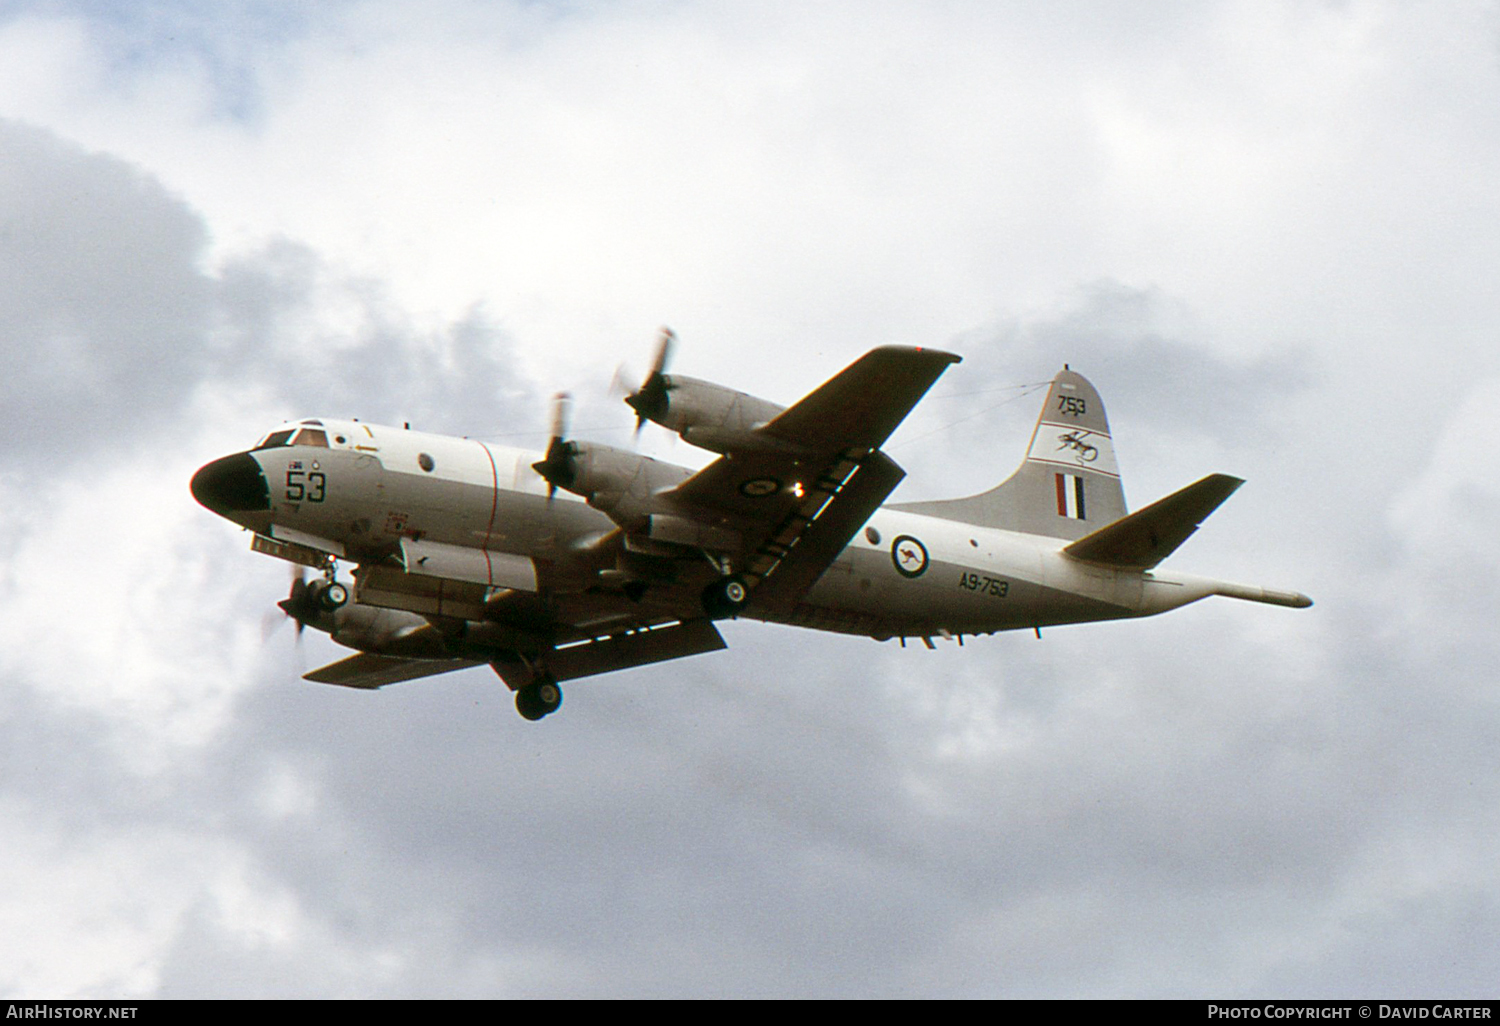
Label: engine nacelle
xmin=328 ymin=600 xmax=550 ymax=660
xmin=645 ymin=375 xmax=787 ymax=454
xmin=329 ymin=603 xmax=451 ymax=658
xmin=544 ymin=441 xmax=692 ymax=523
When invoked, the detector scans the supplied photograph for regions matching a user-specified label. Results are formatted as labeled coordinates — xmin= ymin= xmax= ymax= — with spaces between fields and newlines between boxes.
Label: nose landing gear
xmin=313 ymin=580 xmax=348 ymax=611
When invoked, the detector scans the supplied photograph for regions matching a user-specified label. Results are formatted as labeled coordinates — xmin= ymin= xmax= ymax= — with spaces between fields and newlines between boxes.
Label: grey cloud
xmin=212 ymin=238 xmax=536 ymax=437
xmin=959 ymin=280 xmax=1310 ymax=448
xmin=892 ymin=280 xmax=1312 ymax=519
xmin=0 ymin=120 xmax=213 ymax=461
xmin=0 ymin=121 xmax=539 ymax=471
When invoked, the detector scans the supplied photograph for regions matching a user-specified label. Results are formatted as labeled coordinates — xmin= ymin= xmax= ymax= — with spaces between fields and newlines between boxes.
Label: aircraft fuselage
xmin=192 ymin=416 xmax=1243 ymax=651
xmin=192 ymin=348 xmax=1311 ymax=718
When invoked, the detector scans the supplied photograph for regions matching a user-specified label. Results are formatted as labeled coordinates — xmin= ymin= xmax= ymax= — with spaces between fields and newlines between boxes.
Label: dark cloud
xmin=0 ymin=120 xmax=213 ymax=463
xmin=0 ymin=120 xmax=539 ymax=472
xmin=106 ymin=589 xmax=1494 ymax=998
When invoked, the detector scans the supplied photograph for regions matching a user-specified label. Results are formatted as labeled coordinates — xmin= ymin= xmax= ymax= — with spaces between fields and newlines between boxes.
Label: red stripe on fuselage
xmin=478 ymin=441 xmax=500 ymax=586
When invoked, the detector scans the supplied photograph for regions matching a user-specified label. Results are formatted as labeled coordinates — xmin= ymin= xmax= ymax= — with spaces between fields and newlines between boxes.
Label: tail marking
xmin=1056 ymin=473 xmax=1087 ymax=519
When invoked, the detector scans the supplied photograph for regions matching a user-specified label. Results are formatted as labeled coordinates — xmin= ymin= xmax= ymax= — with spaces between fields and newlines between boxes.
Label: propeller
xmin=623 ymin=327 xmax=675 ymax=435
xmin=274 ymin=566 xmax=315 ymax=641
xmin=530 ymin=391 xmax=577 ymax=499
xmin=270 ymin=565 xmax=347 ymax=640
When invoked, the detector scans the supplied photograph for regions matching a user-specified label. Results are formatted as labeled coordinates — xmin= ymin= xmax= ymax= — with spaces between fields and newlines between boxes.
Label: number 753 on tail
xmin=191 ymin=331 xmax=1310 ymax=721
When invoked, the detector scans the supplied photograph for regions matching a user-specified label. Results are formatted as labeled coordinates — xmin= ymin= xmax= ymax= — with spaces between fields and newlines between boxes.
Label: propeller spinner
xmin=623 ymin=327 xmax=675 ymax=434
xmin=274 ymin=566 xmax=348 ymax=639
xmin=530 ymin=391 xmax=577 ymax=499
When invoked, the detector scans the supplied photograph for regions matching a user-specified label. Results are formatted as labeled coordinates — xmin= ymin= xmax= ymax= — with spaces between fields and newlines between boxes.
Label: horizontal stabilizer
xmin=1063 ymin=473 xmax=1244 ymax=569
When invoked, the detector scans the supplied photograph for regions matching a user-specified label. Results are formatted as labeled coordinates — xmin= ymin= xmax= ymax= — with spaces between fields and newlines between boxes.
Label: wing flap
xmin=748 ymin=451 xmax=905 ymax=613
xmin=1063 ymin=473 xmax=1243 ymax=569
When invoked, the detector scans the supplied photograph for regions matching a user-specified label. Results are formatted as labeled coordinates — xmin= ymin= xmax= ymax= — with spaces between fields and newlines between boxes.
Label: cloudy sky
xmin=1 ymin=0 xmax=1497 ymax=998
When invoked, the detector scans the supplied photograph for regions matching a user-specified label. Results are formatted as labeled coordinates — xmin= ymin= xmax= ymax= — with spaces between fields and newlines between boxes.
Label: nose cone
xmin=191 ymin=452 xmax=270 ymax=516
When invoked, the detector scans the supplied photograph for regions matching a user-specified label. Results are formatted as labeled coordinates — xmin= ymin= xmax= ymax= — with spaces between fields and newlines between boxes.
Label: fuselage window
xmin=292 ymin=428 xmax=329 ymax=448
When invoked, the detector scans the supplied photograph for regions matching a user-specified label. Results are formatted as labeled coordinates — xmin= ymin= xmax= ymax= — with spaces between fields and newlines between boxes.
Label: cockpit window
xmin=292 ymin=428 xmax=329 ymax=448
xmin=254 ymin=429 xmax=295 ymax=450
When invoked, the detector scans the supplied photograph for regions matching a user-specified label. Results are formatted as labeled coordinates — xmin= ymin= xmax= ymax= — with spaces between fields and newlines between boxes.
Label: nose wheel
xmin=516 ymin=675 xmax=563 ymax=721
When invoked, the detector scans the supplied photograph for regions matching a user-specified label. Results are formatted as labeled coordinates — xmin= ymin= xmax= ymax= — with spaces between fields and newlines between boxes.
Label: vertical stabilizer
xmin=891 ymin=368 xmax=1128 ymax=538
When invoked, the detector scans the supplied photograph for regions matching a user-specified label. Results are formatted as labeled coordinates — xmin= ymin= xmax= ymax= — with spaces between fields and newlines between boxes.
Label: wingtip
xmin=879 ymin=344 xmax=962 ymax=365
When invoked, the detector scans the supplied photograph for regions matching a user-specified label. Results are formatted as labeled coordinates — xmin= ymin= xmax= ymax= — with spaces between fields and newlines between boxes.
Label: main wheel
xmin=534 ymin=677 xmax=562 ymax=714
xmin=701 ymin=575 xmax=749 ymax=619
xmin=516 ymin=689 xmax=545 ymax=721
xmin=515 ymin=676 xmax=562 ymax=721
xmin=316 ymin=581 xmax=349 ymax=611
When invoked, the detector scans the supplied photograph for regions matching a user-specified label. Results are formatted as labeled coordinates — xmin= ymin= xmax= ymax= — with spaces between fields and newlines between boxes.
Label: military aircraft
xmin=191 ymin=332 xmax=1311 ymax=720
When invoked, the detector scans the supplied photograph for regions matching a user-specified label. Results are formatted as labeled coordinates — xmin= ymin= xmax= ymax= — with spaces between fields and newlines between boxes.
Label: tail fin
xmin=892 ymin=368 xmax=1128 ymax=538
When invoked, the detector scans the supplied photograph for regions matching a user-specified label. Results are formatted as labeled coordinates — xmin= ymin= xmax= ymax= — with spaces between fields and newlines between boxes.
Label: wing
xmin=662 ymin=345 xmax=960 ymax=612
xmin=489 ymin=618 xmax=727 ymax=689
xmin=307 ymin=616 xmax=726 ymax=691
xmin=303 ymin=652 xmax=483 ymax=689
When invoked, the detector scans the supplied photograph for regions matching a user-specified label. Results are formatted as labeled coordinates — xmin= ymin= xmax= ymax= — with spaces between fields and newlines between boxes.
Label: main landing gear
xmin=701 ymin=574 xmax=749 ymax=619
xmin=515 ymin=675 xmax=563 ymax=721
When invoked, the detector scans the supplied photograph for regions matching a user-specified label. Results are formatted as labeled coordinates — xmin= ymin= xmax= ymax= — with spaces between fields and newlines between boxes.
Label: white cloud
xmin=0 ymin=452 xmax=267 ymax=767
xmin=0 ymin=0 xmax=1495 ymax=999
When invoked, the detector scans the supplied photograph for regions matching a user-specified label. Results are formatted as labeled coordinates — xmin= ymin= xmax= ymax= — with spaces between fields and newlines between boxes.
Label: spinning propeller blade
xmin=624 ymin=327 xmax=675 ymax=434
xmin=272 ymin=566 xmax=312 ymax=642
xmin=530 ymin=391 xmax=576 ymax=499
